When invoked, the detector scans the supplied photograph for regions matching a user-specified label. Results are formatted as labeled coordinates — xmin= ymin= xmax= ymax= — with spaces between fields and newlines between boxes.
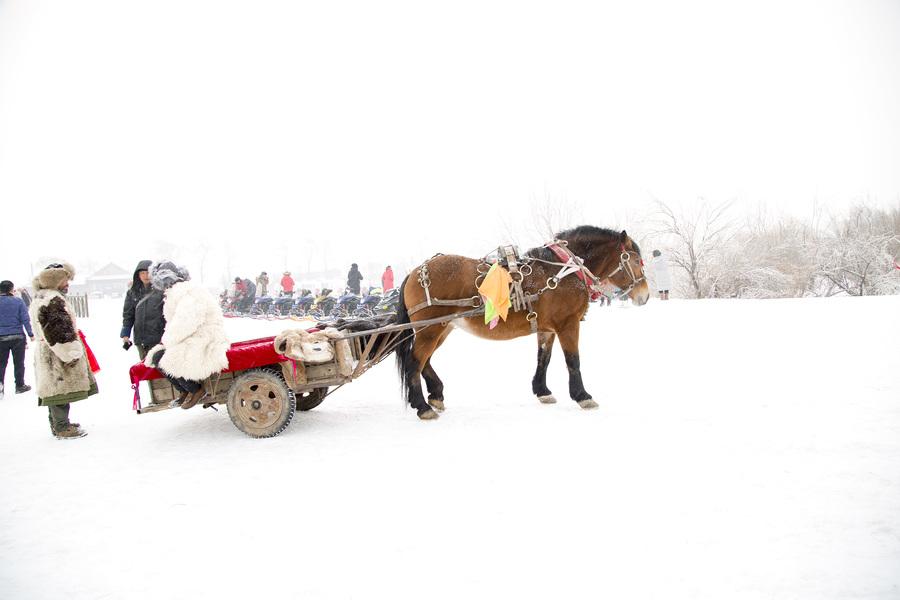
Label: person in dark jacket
xmin=121 ymin=260 xmax=152 ymax=350
xmin=241 ymin=278 xmax=257 ymax=312
xmin=0 ymin=280 xmax=35 ymax=397
xmin=347 ymin=263 xmax=363 ymax=295
xmin=133 ymin=288 xmax=166 ymax=360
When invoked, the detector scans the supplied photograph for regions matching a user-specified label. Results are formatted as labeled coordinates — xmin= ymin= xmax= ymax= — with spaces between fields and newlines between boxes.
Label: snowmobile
xmin=372 ymin=287 xmax=400 ymax=316
xmin=330 ymin=290 xmax=361 ymax=318
xmin=250 ymin=295 xmax=274 ymax=316
xmin=290 ymin=289 xmax=315 ymax=316
xmin=272 ymin=293 xmax=295 ymax=316
xmin=308 ymin=289 xmax=336 ymax=320
xmin=353 ymin=287 xmax=383 ymax=318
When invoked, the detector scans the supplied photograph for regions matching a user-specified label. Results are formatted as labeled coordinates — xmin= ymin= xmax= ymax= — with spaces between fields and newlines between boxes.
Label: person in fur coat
xmin=144 ymin=261 xmax=230 ymax=410
xmin=30 ymin=262 xmax=97 ymax=439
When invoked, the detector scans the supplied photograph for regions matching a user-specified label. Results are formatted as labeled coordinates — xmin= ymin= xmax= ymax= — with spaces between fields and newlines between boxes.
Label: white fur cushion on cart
xmin=274 ymin=328 xmax=354 ymax=378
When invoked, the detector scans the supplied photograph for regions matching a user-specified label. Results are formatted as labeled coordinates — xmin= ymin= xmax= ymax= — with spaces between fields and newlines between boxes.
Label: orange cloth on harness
xmin=477 ymin=263 xmax=513 ymax=327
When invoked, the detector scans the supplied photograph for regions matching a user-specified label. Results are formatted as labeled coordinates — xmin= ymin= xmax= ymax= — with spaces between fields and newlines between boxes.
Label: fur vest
xmin=29 ymin=289 xmax=98 ymax=406
xmin=145 ymin=281 xmax=229 ymax=381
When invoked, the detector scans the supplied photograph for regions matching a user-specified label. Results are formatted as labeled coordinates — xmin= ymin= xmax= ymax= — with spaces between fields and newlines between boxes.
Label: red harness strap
xmin=546 ymin=243 xmax=603 ymax=301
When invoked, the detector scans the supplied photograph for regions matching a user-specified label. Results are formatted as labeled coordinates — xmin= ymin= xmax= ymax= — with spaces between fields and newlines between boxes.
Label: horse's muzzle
xmin=632 ymin=287 xmax=650 ymax=306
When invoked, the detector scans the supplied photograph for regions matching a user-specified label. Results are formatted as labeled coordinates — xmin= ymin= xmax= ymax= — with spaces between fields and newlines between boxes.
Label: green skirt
xmin=38 ymin=380 xmax=99 ymax=407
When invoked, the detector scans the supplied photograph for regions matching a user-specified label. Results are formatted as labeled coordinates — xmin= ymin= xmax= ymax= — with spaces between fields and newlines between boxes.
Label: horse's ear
xmin=620 ymin=230 xmax=628 ymax=242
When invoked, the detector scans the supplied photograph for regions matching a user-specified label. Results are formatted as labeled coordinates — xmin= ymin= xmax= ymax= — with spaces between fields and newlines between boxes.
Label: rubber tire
xmin=297 ymin=387 xmax=327 ymax=411
xmin=226 ymin=369 xmax=296 ymax=438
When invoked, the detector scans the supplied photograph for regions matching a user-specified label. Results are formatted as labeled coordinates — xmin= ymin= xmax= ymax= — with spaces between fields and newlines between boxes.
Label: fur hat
xmin=33 ymin=262 xmax=76 ymax=291
xmin=150 ymin=261 xmax=190 ymax=291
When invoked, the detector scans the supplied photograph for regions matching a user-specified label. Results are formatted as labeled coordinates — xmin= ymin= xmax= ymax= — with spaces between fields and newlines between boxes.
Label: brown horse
xmin=395 ymin=226 xmax=650 ymax=419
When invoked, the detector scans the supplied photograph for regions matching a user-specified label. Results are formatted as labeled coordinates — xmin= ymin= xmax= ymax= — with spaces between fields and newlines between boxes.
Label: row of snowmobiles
xmin=221 ymin=287 xmax=400 ymax=321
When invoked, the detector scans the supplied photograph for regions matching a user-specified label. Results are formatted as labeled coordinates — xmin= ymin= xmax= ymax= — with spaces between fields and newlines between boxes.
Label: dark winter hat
xmin=33 ymin=262 xmax=76 ymax=291
xmin=0 ymin=280 xmax=13 ymax=294
xmin=150 ymin=261 xmax=190 ymax=291
xmin=351 ymin=263 xmax=358 ymax=268
xmin=652 ymin=250 xmax=661 ymax=257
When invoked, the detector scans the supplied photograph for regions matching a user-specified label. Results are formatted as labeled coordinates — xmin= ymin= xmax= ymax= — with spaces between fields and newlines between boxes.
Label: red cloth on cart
xmin=129 ymin=336 xmax=287 ymax=386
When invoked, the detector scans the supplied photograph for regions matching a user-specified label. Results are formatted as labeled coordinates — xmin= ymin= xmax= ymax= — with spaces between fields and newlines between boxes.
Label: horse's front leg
xmin=557 ymin=323 xmax=599 ymax=410
xmin=532 ymin=332 xmax=558 ymax=404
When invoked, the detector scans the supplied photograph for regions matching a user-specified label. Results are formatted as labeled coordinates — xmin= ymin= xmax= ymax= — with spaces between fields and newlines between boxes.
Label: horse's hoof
xmin=577 ymin=399 xmax=599 ymax=410
xmin=537 ymin=395 xmax=557 ymax=404
xmin=428 ymin=399 xmax=445 ymax=412
xmin=417 ymin=408 xmax=440 ymax=420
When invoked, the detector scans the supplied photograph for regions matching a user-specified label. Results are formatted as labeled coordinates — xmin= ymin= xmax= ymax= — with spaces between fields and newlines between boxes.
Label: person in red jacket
xmin=280 ymin=272 xmax=295 ymax=296
xmin=381 ymin=266 xmax=394 ymax=291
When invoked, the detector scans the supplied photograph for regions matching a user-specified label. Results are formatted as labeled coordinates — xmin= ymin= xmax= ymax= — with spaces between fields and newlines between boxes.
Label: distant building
xmin=85 ymin=263 xmax=131 ymax=297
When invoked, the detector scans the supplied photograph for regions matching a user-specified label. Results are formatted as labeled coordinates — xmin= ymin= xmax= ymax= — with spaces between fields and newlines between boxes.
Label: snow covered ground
xmin=1 ymin=295 xmax=898 ymax=599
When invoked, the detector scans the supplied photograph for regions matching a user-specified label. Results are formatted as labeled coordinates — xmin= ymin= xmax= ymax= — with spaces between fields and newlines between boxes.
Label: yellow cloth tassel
xmin=478 ymin=263 xmax=512 ymax=325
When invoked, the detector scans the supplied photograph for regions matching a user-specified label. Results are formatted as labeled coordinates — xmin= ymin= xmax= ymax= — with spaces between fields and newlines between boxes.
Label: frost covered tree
xmin=814 ymin=205 xmax=900 ymax=296
xmin=709 ymin=217 xmax=819 ymax=298
xmin=651 ymin=199 xmax=735 ymax=298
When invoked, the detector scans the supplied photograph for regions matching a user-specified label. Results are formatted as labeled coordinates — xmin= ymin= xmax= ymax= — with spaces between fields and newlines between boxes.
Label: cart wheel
xmin=297 ymin=387 xmax=327 ymax=411
xmin=226 ymin=369 xmax=296 ymax=438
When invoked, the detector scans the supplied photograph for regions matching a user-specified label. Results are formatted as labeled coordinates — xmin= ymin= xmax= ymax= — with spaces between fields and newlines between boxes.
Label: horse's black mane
xmin=525 ymin=225 xmax=640 ymax=260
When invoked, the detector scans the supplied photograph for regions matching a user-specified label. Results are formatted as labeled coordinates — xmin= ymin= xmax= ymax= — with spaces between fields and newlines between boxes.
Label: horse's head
xmin=594 ymin=230 xmax=650 ymax=306
xmin=551 ymin=226 xmax=651 ymax=306
xmin=605 ymin=230 xmax=650 ymax=306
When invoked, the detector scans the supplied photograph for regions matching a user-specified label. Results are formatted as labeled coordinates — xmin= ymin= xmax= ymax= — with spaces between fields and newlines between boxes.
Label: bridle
xmin=604 ymin=247 xmax=646 ymax=300
xmin=543 ymin=241 xmax=645 ymax=302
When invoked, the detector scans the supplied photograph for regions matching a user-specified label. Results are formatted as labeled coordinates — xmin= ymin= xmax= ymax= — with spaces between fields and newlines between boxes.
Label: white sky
xmin=2 ymin=0 xmax=899 ymax=287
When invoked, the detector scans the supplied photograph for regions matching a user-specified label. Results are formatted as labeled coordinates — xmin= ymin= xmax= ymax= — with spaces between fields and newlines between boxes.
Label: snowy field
xmin=1 ymin=295 xmax=899 ymax=600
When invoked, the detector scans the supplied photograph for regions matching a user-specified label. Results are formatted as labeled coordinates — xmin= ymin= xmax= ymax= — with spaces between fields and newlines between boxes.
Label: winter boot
xmin=169 ymin=391 xmax=189 ymax=408
xmin=16 ymin=384 xmax=31 ymax=394
xmin=54 ymin=424 xmax=87 ymax=439
xmin=181 ymin=388 xmax=207 ymax=410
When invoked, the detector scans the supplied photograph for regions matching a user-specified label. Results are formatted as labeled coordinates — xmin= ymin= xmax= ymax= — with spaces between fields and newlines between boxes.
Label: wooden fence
xmin=67 ymin=294 xmax=90 ymax=318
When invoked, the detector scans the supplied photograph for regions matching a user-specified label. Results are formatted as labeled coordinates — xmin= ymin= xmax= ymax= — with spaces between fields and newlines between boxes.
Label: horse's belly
xmin=451 ymin=315 xmax=528 ymax=341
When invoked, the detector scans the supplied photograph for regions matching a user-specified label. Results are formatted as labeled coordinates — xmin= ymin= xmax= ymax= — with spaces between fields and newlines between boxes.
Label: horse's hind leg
xmin=404 ymin=325 xmax=450 ymax=420
xmin=422 ymin=327 xmax=452 ymax=411
xmin=532 ymin=332 xmax=557 ymax=404
xmin=557 ymin=323 xmax=599 ymax=410
xmin=422 ymin=360 xmax=445 ymax=411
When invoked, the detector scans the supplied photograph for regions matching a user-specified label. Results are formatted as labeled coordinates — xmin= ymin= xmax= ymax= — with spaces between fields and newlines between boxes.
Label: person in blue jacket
xmin=0 ymin=280 xmax=35 ymax=397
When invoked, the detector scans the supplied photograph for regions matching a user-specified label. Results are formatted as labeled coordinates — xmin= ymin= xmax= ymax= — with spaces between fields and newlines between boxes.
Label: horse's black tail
xmin=395 ymin=274 xmax=417 ymax=405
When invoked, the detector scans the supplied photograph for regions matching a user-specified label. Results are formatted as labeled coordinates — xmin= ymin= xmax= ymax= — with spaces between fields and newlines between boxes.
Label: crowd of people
xmin=224 ymin=264 xmax=397 ymax=312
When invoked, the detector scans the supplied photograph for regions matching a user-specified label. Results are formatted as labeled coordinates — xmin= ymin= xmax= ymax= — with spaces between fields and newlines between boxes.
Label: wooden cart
xmin=128 ymin=309 xmax=482 ymax=438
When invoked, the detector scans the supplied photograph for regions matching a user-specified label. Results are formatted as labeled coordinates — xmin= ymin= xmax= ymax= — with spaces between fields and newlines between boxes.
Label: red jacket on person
xmin=381 ymin=268 xmax=394 ymax=291
xmin=281 ymin=275 xmax=295 ymax=293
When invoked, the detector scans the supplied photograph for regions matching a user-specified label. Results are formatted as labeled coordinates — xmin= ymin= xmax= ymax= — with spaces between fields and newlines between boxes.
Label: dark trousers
xmin=48 ymin=403 xmax=70 ymax=432
xmin=0 ymin=335 xmax=26 ymax=387
xmin=167 ymin=375 xmax=202 ymax=394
